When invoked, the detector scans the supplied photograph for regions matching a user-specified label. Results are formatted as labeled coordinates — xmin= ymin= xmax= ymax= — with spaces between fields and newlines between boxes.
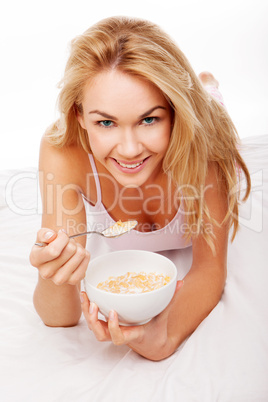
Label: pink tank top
xmin=83 ymin=154 xmax=191 ymax=252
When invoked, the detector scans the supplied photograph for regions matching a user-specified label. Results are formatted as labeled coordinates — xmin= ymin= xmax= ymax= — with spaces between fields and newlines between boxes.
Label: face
xmin=77 ymin=70 xmax=172 ymax=187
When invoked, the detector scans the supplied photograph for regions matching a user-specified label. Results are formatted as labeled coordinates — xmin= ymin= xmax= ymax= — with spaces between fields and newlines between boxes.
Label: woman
xmin=30 ymin=16 xmax=250 ymax=361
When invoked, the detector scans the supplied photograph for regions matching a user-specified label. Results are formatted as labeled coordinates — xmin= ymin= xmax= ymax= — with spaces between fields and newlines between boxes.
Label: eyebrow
xmin=88 ymin=106 xmax=167 ymax=120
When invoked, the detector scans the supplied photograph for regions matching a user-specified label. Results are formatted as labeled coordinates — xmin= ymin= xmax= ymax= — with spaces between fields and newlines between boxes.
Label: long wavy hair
xmin=46 ymin=16 xmax=251 ymax=250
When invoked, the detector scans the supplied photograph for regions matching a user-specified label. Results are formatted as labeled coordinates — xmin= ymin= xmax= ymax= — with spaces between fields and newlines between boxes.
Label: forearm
xmin=167 ymin=263 xmax=226 ymax=353
xmin=33 ymin=276 xmax=81 ymax=327
xmin=162 ymin=162 xmax=229 ymax=358
xmin=126 ymin=264 xmax=225 ymax=362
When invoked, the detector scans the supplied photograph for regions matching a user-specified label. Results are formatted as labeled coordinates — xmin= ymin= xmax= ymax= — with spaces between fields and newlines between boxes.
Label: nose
xmin=117 ymin=128 xmax=143 ymax=158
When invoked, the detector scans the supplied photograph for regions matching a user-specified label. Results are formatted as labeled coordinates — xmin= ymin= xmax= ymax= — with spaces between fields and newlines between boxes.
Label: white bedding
xmin=1 ymin=135 xmax=268 ymax=402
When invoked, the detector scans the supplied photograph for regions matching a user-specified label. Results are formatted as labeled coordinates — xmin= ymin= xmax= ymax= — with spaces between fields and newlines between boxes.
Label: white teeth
xmin=117 ymin=160 xmax=143 ymax=169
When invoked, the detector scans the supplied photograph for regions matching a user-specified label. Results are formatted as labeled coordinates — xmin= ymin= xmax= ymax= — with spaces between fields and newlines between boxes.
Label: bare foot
xmin=199 ymin=72 xmax=219 ymax=88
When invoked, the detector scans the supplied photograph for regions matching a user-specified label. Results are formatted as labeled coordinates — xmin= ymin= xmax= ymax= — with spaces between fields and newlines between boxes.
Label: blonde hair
xmin=47 ymin=16 xmax=251 ymax=249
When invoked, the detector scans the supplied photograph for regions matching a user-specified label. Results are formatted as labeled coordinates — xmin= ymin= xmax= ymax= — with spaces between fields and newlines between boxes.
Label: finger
xmin=50 ymin=245 xmax=89 ymax=285
xmin=81 ymin=294 xmax=111 ymax=341
xmin=30 ymin=228 xmax=57 ymax=266
xmin=80 ymin=291 xmax=91 ymax=327
xmin=66 ymin=250 xmax=90 ymax=285
xmin=40 ymin=229 xmax=70 ymax=262
xmin=175 ymin=280 xmax=184 ymax=293
xmin=36 ymin=228 xmax=57 ymax=245
xmin=108 ymin=311 xmax=144 ymax=345
xmin=31 ymin=229 xmax=69 ymax=266
xmin=108 ymin=311 xmax=126 ymax=345
xmin=37 ymin=238 xmax=78 ymax=279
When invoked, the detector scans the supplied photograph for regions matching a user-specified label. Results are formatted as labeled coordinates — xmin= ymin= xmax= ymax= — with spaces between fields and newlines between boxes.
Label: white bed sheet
xmin=1 ymin=135 xmax=268 ymax=402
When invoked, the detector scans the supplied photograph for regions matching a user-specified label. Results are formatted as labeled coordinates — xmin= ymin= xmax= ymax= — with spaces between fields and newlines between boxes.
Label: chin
xmin=115 ymin=175 xmax=148 ymax=188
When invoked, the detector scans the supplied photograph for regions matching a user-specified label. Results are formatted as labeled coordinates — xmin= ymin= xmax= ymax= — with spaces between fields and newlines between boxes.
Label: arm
xmin=163 ymin=162 xmax=228 ymax=354
xmin=30 ymin=137 xmax=91 ymax=327
xmin=81 ymin=162 xmax=229 ymax=360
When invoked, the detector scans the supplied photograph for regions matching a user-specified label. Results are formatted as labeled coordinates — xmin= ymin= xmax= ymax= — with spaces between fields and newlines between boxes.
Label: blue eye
xmin=99 ymin=120 xmax=113 ymax=127
xmin=143 ymin=117 xmax=154 ymax=124
xmin=142 ymin=117 xmax=158 ymax=125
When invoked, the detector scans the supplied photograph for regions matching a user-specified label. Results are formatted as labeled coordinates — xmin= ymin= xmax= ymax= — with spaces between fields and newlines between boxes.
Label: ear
xmin=76 ymin=112 xmax=86 ymax=130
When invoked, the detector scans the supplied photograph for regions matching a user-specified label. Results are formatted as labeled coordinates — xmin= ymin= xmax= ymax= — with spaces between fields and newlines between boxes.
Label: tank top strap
xmin=88 ymin=154 xmax=102 ymax=205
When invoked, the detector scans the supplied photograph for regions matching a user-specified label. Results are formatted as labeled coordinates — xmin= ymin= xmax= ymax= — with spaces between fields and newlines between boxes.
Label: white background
xmin=0 ymin=0 xmax=267 ymax=170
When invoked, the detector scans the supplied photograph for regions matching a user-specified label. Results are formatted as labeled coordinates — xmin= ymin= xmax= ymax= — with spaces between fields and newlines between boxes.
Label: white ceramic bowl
xmin=84 ymin=250 xmax=177 ymax=326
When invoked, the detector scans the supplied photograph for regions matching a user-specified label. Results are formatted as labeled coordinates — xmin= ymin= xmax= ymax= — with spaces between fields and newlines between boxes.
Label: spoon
xmin=35 ymin=220 xmax=138 ymax=247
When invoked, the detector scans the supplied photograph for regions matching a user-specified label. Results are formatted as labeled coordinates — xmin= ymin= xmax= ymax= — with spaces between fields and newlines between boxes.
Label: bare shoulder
xmin=39 ymin=136 xmax=91 ymax=191
xmin=39 ymin=136 xmax=94 ymax=233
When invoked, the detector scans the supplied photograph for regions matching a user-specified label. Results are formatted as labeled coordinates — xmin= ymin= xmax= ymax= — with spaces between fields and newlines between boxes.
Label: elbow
xmin=33 ymin=294 xmax=81 ymax=328
xmin=43 ymin=318 xmax=80 ymax=328
xmin=131 ymin=336 xmax=178 ymax=362
xmin=35 ymin=307 xmax=81 ymax=328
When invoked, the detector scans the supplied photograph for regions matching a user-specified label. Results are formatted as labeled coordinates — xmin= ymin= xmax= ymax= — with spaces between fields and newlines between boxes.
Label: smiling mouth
xmin=114 ymin=157 xmax=149 ymax=169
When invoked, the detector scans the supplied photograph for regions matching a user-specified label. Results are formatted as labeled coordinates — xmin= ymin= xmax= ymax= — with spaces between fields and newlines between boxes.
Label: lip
xmin=110 ymin=156 xmax=151 ymax=174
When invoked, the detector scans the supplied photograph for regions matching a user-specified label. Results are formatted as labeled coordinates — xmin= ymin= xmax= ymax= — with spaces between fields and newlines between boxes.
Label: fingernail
xmin=109 ymin=310 xmax=115 ymax=321
xmin=59 ymin=228 xmax=68 ymax=235
xmin=80 ymin=293 xmax=84 ymax=304
xmin=176 ymin=280 xmax=184 ymax=291
xmin=89 ymin=302 xmax=95 ymax=314
xmin=44 ymin=231 xmax=55 ymax=240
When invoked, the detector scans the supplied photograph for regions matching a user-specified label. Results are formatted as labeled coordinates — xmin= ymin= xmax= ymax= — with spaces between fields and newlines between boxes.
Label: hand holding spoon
xmin=35 ymin=220 xmax=138 ymax=247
